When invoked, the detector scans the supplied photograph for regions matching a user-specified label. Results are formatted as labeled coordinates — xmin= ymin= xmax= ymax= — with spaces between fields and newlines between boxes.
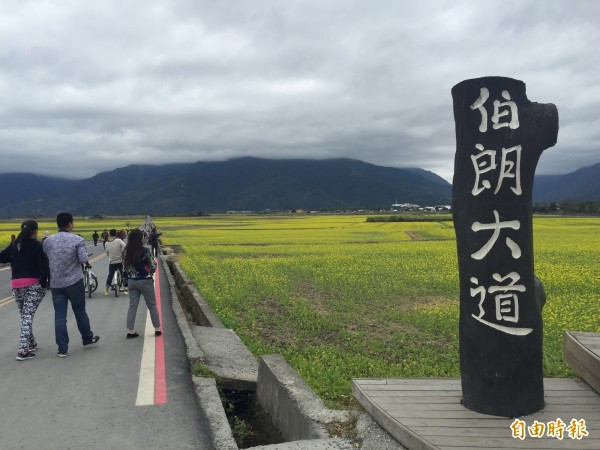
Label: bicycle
xmin=83 ymin=262 xmax=98 ymax=298
xmin=110 ymin=268 xmax=124 ymax=297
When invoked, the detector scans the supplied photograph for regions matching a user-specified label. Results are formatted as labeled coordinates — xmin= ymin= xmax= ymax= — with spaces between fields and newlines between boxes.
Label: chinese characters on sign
xmin=468 ymin=89 xmax=529 ymax=335
xmin=470 ymin=271 xmax=531 ymax=336
xmin=510 ymin=418 xmax=589 ymax=440
xmin=452 ymin=77 xmax=558 ymax=417
xmin=471 ymin=87 xmax=520 ymax=132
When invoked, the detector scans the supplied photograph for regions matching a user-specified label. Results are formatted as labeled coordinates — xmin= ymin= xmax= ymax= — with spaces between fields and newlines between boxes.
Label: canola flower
xmin=158 ymin=214 xmax=599 ymax=409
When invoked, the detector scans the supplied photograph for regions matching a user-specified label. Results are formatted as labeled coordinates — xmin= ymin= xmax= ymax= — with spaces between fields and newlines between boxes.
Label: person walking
xmin=148 ymin=227 xmax=162 ymax=258
xmin=92 ymin=230 xmax=99 ymax=246
xmin=0 ymin=220 xmax=49 ymax=361
xmin=43 ymin=212 xmax=99 ymax=357
xmin=101 ymin=229 xmax=109 ymax=249
xmin=104 ymin=228 xmax=127 ymax=295
xmin=123 ymin=229 xmax=161 ymax=338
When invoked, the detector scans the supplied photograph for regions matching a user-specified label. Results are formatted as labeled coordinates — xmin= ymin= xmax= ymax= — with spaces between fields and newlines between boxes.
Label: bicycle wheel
xmin=113 ymin=272 xmax=121 ymax=297
xmin=91 ymin=275 xmax=98 ymax=293
xmin=87 ymin=278 xmax=93 ymax=298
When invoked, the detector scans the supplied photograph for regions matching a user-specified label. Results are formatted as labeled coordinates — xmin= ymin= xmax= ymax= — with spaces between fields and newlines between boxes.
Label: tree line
xmin=533 ymin=200 xmax=600 ymax=214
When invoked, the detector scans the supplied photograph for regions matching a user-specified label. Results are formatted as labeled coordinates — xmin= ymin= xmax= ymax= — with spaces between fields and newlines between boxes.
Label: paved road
xmin=0 ymin=241 xmax=213 ymax=449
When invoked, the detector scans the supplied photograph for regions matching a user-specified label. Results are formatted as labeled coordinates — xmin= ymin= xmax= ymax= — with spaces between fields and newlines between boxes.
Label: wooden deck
xmin=353 ymin=378 xmax=599 ymax=449
xmin=564 ymin=332 xmax=600 ymax=394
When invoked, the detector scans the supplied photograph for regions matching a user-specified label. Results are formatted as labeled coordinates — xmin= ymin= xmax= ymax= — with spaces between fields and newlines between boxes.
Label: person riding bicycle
xmin=104 ymin=229 xmax=127 ymax=295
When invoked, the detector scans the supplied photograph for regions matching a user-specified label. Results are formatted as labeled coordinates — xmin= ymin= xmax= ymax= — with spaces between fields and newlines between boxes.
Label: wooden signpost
xmin=451 ymin=77 xmax=558 ymax=417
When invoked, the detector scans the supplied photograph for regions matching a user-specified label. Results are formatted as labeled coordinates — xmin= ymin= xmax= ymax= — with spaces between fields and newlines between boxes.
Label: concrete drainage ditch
xmin=162 ymin=250 xmax=405 ymax=450
xmin=204 ymin=383 xmax=284 ymax=448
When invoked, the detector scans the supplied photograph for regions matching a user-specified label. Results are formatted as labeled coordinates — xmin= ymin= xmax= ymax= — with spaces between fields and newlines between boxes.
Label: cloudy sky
xmin=1 ymin=0 xmax=598 ymax=182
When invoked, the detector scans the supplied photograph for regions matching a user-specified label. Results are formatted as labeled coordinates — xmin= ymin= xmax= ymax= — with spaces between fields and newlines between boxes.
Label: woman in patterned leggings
xmin=0 ymin=220 xmax=49 ymax=360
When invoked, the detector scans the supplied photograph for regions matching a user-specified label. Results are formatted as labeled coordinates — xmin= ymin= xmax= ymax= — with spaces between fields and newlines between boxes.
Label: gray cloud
xmin=1 ymin=0 xmax=598 ymax=182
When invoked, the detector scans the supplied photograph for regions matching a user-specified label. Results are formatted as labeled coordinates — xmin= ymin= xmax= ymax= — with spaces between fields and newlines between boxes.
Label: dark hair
xmin=56 ymin=212 xmax=73 ymax=229
xmin=123 ymin=229 xmax=144 ymax=268
xmin=110 ymin=229 xmax=117 ymax=237
xmin=14 ymin=219 xmax=38 ymax=249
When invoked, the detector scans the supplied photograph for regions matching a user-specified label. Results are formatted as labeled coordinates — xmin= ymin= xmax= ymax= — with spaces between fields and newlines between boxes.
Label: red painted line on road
xmin=154 ymin=260 xmax=168 ymax=405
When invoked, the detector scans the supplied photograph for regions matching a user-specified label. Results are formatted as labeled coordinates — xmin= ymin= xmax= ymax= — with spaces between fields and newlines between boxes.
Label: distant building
xmin=391 ymin=202 xmax=420 ymax=211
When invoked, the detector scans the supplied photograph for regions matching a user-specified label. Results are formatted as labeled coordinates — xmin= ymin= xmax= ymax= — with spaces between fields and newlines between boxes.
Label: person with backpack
xmin=123 ymin=229 xmax=161 ymax=339
xmin=0 ymin=220 xmax=49 ymax=361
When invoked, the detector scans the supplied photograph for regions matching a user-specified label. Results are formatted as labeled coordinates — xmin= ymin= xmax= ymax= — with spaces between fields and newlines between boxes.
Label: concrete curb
xmin=161 ymin=255 xmax=205 ymax=362
xmin=257 ymin=354 xmax=349 ymax=441
xmin=193 ymin=376 xmax=238 ymax=450
xmin=191 ymin=325 xmax=259 ymax=391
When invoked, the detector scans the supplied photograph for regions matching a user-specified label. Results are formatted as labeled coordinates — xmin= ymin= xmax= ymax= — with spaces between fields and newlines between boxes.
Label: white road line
xmin=135 ymin=312 xmax=156 ymax=406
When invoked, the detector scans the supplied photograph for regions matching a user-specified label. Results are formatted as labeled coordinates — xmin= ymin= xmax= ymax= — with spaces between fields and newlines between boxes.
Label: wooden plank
xmin=564 ymin=353 xmax=600 ymax=394
xmin=355 ymin=378 xmax=388 ymax=385
xmin=384 ymin=409 xmax=600 ymax=423
xmin=360 ymin=384 xmax=461 ymax=391
xmin=365 ymin=389 xmax=594 ymax=398
xmin=410 ymin=426 xmax=517 ymax=437
xmin=381 ymin=378 xmax=461 ymax=386
xmin=540 ymin=396 xmax=600 ymax=405
xmin=571 ymin=332 xmax=600 ymax=341
xmin=544 ymin=390 xmax=598 ymax=397
xmin=370 ymin=399 xmax=600 ymax=413
xmin=384 ymin=417 xmax=520 ymax=428
xmin=569 ymin=332 xmax=600 ymax=343
xmin=573 ymin=339 xmax=600 ymax=345
xmin=543 ymin=378 xmax=595 ymax=390
xmin=362 ymin=396 xmax=463 ymax=404
xmin=355 ymin=377 xmax=593 ymax=390
xmin=564 ymin=331 xmax=600 ymax=393
xmin=383 ymin=408 xmax=516 ymax=419
xmin=365 ymin=391 xmax=463 ymax=397
xmin=579 ymin=342 xmax=600 ymax=348
xmin=571 ymin=331 xmax=600 ymax=338
xmin=363 ymin=397 xmax=599 ymax=407
xmin=574 ymin=338 xmax=600 ymax=344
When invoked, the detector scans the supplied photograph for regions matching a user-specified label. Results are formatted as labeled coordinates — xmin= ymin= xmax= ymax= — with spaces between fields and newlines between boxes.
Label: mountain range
xmin=532 ymin=162 xmax=600 ymax=203
xmin=0 ymin=157 xmax=598 ymax=216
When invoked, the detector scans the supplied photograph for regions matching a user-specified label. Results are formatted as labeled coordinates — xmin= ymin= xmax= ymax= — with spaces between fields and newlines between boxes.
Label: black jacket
xmin=0 ymin=239 xmax=50 ymax=287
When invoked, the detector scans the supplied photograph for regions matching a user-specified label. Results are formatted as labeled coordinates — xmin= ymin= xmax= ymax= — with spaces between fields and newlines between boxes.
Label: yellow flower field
xmin=153 ymin=214 xmax=599 ymax=409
